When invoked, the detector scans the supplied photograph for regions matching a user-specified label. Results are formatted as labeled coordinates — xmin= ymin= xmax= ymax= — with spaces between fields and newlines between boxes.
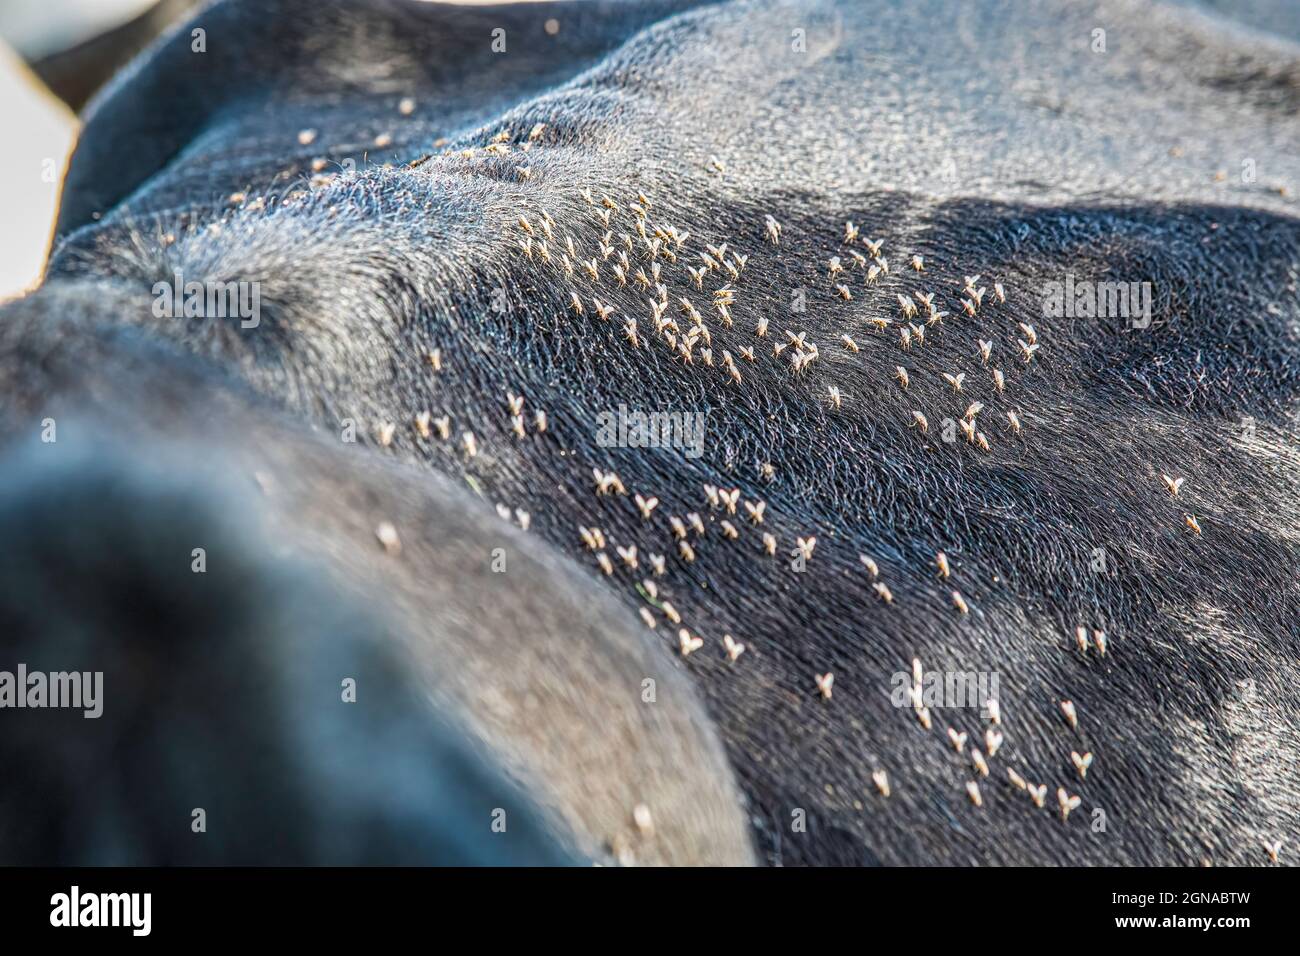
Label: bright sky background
xmin=0 ymin=40 xmax=76 ymax=303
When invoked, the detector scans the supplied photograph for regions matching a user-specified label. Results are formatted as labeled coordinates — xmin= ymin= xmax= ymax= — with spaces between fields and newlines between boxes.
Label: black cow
xmin=2 ymin=0 xmax=1298 ymax=866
